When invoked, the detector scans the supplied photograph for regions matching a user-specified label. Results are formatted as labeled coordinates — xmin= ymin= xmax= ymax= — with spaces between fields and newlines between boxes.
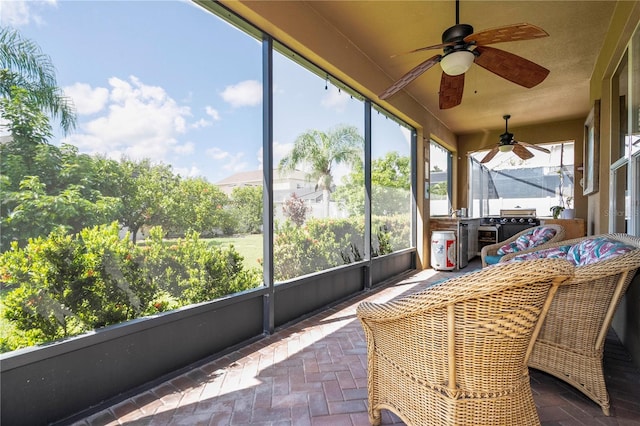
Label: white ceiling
xmin=304 ymin=1 xmax=617 ymax=134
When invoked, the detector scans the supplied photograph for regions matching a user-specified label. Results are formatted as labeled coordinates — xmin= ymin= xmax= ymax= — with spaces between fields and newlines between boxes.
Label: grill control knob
xmin=519 ymin=218 xmax=525 ymax=223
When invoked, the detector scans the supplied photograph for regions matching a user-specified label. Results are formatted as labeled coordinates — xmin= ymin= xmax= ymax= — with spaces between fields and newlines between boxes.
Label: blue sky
xmin=1 ymin=0 xmax=411 ymax=184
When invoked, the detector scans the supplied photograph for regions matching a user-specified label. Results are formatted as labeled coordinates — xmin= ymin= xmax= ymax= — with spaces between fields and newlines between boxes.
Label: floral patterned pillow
xmin=509 ymin=245 xmax=571 ymax=262
xmin=567 ymin=237 xmax=636 ymax=266
xmin=497 ymin=227 xmax=558 ymax=255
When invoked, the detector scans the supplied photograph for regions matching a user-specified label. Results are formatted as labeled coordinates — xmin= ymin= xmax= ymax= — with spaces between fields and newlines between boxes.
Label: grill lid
xmin=500 ymin=208 xmax=536 ymax=217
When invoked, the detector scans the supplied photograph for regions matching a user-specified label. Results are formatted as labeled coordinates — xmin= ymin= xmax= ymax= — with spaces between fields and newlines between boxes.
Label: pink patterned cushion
xmin=567 ymin=237 xmax=636 ymax=266
xmin=496 ymin=227 xmax=558 ymax=255
xmin=509 ymin=245 xmax=571 ymax=262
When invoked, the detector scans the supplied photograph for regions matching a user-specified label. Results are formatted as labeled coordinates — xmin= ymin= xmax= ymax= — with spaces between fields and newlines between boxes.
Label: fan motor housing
xmin=500 ymin=132 xmax=515 ymax=145
xmin=442 ymin=24 xmax=474 ymax=43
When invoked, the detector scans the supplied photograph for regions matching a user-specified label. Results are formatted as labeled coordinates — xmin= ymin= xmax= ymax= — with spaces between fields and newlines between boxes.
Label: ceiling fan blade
xmin=518 ymin=140 xmax=551 ymax=154
xmin=512 ymin=143 xmax=535 ymax=160
xmin=439 ymin=72 xmax=465 ymax=109
xmin=465 ymin=23 xmax=549 ymax=46
xmin=391 ymin=42 xmax=456 ymax=58
xmin=480 ymin=146 xmax=499 ymax=163
xmin=474 ymin=45 xmax=549 ymax=88
xmin=379 ymin=54 xmax=441 ymax=100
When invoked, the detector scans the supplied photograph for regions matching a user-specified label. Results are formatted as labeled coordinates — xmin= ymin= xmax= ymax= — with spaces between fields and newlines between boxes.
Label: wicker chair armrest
xmin=357 ymin=258 xmax=574 ymax=323
xmin=480 ymin=242 xmax=502 ymax=259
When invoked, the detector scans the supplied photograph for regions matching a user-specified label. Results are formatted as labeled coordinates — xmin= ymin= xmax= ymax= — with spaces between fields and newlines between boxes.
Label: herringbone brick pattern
xmin=72 ymin=261 xmax=640 ymax=426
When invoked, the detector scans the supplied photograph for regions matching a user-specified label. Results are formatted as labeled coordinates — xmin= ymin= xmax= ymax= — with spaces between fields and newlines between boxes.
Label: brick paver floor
xmin=72 ymin=260 xmax=640 ymax=426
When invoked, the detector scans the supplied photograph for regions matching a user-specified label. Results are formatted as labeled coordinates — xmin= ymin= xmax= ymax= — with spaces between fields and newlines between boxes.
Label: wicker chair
xmin=500 ymin=233 xmax=640 ymax=415
xmin=356 ymin=259 xmax=575 ymax=426
xmin=481 ymin=224 xmax=566 ymax=267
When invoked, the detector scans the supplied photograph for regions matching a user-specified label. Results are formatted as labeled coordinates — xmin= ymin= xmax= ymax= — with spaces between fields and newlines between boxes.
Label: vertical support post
xmin=411 ymin=129 xmax=418 ymax=268
xmin=364 ymin=101 xmax=372 ymax=289
xmin=262 ymin=34 xmax=275 ymax=334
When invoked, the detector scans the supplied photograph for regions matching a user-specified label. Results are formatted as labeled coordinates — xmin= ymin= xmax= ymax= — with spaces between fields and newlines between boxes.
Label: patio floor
xmin=73 ymin=259 xmax=640 ymax=426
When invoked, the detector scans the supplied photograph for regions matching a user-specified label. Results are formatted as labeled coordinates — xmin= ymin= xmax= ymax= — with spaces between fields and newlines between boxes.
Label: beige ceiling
xmin=218 ymin=1 xmax=616 ymax=136
xmin=304 ymin=0 xmax=616 ymax=134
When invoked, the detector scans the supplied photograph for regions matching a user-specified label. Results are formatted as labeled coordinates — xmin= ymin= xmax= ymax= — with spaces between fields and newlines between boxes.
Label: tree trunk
xmin=323 ymin=189 xmax=330 ymax=218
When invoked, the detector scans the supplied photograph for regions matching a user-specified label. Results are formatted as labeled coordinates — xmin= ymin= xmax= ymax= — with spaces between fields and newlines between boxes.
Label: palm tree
xmin=1 ymin=27 xmax=76 ymax=134
xmin=279 ymin=124 xmax=363 ymax=217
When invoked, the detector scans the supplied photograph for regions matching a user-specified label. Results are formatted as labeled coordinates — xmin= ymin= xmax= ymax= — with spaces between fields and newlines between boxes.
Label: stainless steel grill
xmin=480 ymin=208 xmax=540 ymax=242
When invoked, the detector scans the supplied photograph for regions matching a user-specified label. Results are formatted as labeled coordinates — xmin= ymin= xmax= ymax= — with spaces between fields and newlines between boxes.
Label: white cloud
xmin=400 ymin=126 xmax=411 ymax=146
xmin=205 ymin=147 xmax=229 ymax=161
xmin=64 ymin=76 xmax=193 ymax=163
xmin=205 ymin=147 xmax=248 ymax=172
xmin=321 ymin=86 xmax=349 ymax=112
xmin=64 ymin=83 xmax=109 ymax=115
xmin=256 ymin=141 xmax=293 ymax=170
xmin=0 ymin=0 xmax=56 ymax=27
xmin=221 ymin=80 xmax=262 ymax=108
xmin=205 ymin=106 xmax=220 ymax=121
xmin=273 ymin=141 xmax=293 ymax=166
xmin=174 ymin=142 xmax=194 ymax=155
xmin=173 ymin=165 xmax=201 ymax=178
xmin=190 ymin=118 xmax=211 ymax=129
xmin=257 ymin=141 xmax=293 ymax=171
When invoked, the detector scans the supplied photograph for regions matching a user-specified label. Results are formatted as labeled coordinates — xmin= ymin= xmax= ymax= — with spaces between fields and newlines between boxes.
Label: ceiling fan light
xmin=499 ymin=144 xmax=514 ymax=152
xmin=440 ymin=50 xmax=475 ymax=76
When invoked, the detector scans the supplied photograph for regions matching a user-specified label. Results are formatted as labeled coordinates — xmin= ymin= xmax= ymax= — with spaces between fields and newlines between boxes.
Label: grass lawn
xmin=206 ymin=234 xmax=263 ymax=270
xmin=137 ymin=233 xmax=263 ymax=271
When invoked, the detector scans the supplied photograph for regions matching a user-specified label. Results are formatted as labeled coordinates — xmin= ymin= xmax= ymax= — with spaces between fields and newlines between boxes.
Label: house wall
xmin=590 ymin=1 xmax=640 ymax=370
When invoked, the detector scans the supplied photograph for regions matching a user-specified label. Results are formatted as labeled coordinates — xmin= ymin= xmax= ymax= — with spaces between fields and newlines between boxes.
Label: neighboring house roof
xmin=216 ymin=169 xmax=329 ymax=203
xmin=216 ymin=170 xmax=264 ymax=186
xmin=216 ymin=169 xmax=311 ymax=186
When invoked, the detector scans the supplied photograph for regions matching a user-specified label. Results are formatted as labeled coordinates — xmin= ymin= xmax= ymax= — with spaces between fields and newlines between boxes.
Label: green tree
xmin=230 ymin=185 xmax=263 ymax=234
xmin=333 ymin=151 xmax=411 ymax=216
xmin=170 ymin=177 xmax=231 ymax=236
xmin=0 ymin=27 xmax=76 ymax=133
xmin=116 ymin=159 xmax=178 ymax=243
xmin=2 ymin=176 xmax=121 ymax=249
xmin=430 ymin=182 xmax=447 ymax=198
xmin=0 ymin=90 xmax=120 ymax=250
xmin=278 ymin=124 xmax=363 ymax=217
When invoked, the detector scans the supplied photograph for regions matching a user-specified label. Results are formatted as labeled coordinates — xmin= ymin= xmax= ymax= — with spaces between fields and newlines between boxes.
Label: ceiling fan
xmin=480 ymin=114 xmax=550 ymax=163
xmin=379 ymin=0 xmax=550 ymax=109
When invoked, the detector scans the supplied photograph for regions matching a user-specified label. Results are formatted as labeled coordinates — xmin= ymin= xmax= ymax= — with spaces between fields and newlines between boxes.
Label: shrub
xmin=142 ymin=226 xmax=262 ymax=304
xmin=282 ymin=193 xmax=307 ymax=226
xmin=1 ymin=222 xmax=152 ymax=349
xmin=274 ymin=217 xmax=365 ymax=280
xmin=0 ymin=223 xmax=263 ymax=352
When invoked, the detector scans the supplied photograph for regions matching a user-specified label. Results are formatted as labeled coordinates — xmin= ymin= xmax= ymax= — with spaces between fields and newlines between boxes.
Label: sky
xmin=1 ymin=0 xmax=412 ymax=184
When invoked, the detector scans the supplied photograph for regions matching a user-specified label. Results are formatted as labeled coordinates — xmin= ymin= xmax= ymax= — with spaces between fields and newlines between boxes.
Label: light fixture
xmin=440 ymin=50 xmax=475 ymax=76
xmin=498 ymin=144 xmax=514 ymax=152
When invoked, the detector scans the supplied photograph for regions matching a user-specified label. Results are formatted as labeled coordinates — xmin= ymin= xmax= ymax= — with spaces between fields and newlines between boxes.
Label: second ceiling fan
xmin=480 ymin=115 xmax=550 ymax=164
xmin=379 ymin=0 xmax=550 ymax=109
